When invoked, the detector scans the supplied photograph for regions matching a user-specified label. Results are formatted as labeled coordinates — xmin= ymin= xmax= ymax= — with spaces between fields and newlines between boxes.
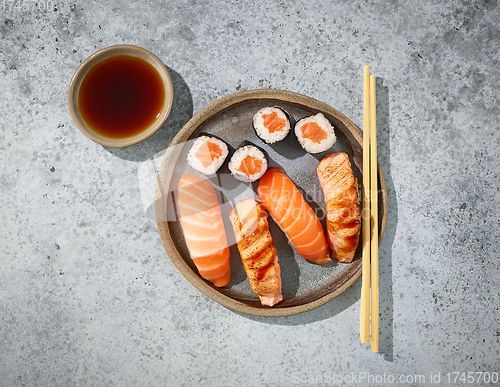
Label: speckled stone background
xmin=1 ymin=1 xmax=499 ymax=386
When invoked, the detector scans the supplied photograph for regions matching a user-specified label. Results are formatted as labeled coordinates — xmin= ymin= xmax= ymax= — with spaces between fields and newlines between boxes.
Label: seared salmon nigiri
xmin=258 ymin=167 xmax=331 ymax=264
xmin=177 ymin=174 xmax=231 ymax=287
xmin=230 ymin=199 xmax=282 ymax=307
xmin=317 ymin=153 xmax=361 ymax=262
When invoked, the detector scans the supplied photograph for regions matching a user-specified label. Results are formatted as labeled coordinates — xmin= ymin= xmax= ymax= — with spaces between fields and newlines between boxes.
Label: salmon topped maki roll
xmin=317 ymin=153 xmax=361 ymax=262
xmin=230 ymin=199 xmax=282 ymax=307
xmin=253 ymin=107 xmax=291 ymax=144
xmin=177 ymin=174 xmax=231 ymax=287
xmin=295 ymin=113 xmax=336 ymax=154
xmin=187 ymin=135 xmax=229 ymax=175
xmin=258 ymin=167 xmax=330 ymax=264
xmin=228 ymin=145 xmax=268 ymax=182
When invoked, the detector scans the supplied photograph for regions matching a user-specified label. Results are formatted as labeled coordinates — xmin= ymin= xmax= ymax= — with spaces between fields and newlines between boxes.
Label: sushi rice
xmin=294 ymin=113 xmax=336 ymax=154
xmin=253 ymin=107 xmax=291 ymax=144
xmin=228 ymin=145 xmax=268 ymax=183
xmin=187 ymin=135 xmax=229 ymax=175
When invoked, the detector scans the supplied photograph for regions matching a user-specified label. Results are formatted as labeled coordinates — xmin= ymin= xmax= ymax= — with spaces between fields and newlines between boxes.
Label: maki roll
xmin=187 ymin=135 xmax=229 ymax=175
xmin=294 ymin=113 xmax=336 ymax=154
xmin=253 ymin=107 xmax=291 ymax=144
xmin=228 ymin=145 xmax=268 ymax=182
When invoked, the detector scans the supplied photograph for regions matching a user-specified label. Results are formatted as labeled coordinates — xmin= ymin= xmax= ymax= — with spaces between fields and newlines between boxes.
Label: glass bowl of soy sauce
xmin=67 ymin=45 xmax=174 ymax=147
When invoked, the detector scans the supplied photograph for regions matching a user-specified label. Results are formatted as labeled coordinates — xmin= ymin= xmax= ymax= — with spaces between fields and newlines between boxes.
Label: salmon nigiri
xmin=317 ymin=153 xmax=361 ymax=262
xmin=230 ymin=199 xmax=282 ymax=306
xmin=177 ymin=174 xmax=231 ymax=287
xmin=257 ymin=167 xmax=330 ymax=264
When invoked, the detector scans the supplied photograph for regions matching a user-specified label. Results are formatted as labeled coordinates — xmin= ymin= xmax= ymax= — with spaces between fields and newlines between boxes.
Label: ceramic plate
xmin=155 ymin=89 xmax=388 ymax=317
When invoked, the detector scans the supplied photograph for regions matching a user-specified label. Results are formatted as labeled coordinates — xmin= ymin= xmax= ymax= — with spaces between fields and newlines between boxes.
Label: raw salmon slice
xmin=300 ymin=121 xmax=328 ymax=144
xmin=253 ymin=107 xmax=291 ymax=144
xmin=187 ymin=136 xmax=229 ymax=175
xmin=230 ymin=199 xmax=282 ymax=307
xmin=237 ymin=156 xmax=263 ymax=176
xmin=262 ymin=111 xmax=286 ymax=133
xmin=177 ymin=174 xmax=231 ymax=287
xmin=257 ymin=167 xmax=330 ymax=264
xmin=228 ymin=145 xmax=268 ymax=183
xmin=317 ymin=153 xmax=361 ymax=262
xmin=195 ymin=141 xmax=224 ymax=168
xmin=294 ymin=113 xmax=336 ymax=154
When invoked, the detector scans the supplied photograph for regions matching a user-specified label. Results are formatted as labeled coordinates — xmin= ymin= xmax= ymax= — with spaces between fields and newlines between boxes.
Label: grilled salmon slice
xmin=317 ymin=153 xmax=361 ymax=262
xmin=230 ymin=199 xmax=282 ymax=307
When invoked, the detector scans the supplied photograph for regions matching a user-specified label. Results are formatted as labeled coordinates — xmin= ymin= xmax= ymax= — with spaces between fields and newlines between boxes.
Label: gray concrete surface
xmin=1 ymin=1 xmax=499 ymax=386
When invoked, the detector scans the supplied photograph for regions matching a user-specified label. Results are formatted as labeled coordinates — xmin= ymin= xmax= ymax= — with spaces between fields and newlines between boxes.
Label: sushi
xmin=228 ymin=145 xmax=268 ymax=182
xmin=177 ymin=174 xmax=231 ymax=287
xmin=294 ymin=113 xmax=336 ymax=153
xmin=187 ymin=135 xmax=229 ymax=175
xmin=257 ymin=167 xmax=331 ymax=264
xmin=317 ymin=153 xmax=361 ymax=262
xmin=229 ymin=199 xmax=282 ymax=307
xmin=253 ymin=107 xmax=291 ymax=144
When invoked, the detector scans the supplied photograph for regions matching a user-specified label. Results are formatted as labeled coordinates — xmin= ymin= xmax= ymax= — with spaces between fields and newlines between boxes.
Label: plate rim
xmin=155 ymin=89 xmax=388 ymax=317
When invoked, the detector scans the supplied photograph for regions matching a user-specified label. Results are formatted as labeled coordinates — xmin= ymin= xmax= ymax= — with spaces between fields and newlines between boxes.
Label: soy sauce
xmin=78 ymin=55 xmax=165 ymax=139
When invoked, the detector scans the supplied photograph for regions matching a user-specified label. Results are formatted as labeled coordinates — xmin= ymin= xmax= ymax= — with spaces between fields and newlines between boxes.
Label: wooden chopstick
xmin=369 ymin=74 xmax=379 ymax=353
xmin=360 ymin=68 xmax=380 ymax=352
xmin=360 ymin=66 xmax=371 ymax=343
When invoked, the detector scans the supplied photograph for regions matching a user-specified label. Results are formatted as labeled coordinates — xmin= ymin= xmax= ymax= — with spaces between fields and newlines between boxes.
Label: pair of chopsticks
xmin=360 ymin=66 xmax=379 ymax=352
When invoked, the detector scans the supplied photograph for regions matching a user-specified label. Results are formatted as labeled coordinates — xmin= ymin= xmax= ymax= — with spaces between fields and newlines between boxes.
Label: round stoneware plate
xmin=155 ymin=89 xmax=388 ymax=317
